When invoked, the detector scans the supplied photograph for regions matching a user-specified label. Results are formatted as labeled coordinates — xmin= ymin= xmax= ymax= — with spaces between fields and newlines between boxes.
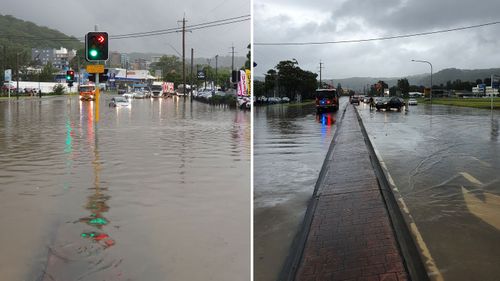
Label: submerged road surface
xmin=0 ymin=95 xmax=250 ymax=281
xmin=357 ymin=102 xmax=500 ymax=281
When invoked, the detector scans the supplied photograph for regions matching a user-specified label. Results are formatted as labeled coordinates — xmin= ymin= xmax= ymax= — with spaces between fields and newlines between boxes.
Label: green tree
xmin=397 ymin=78 xmax=410 ymax=94
xmin=262 ymin=60 xmax=317 ymax=100
xmin=39 ymin=63 xmax=57 ymax=82
xmin=264 ymin=69 xmax=277 ymax=96
xmin=244 ymin=43 xmax=251 ymax=70
xmin=69 ymin=48 xmax=90 ymax=71
xmin=254 ymin=80 xmax=265 ymax=97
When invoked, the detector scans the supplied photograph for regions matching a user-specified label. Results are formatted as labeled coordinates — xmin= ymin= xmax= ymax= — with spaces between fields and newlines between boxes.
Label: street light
xmin=491 ymin=74 xmax=500 ymax=110
xmin=411 ymin=59 xmax=433 ymax=103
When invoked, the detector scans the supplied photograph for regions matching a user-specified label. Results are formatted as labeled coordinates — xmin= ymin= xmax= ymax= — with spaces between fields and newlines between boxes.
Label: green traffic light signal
xmin=85 ymin=32 xmax=108 ymax=61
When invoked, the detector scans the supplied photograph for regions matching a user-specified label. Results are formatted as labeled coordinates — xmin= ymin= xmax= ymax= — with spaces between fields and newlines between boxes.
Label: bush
xmin=52 ymin=84 xmax=65 ymax=95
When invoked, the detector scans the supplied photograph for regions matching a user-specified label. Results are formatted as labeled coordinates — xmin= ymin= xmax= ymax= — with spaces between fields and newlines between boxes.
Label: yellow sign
xmin=86 ymin=64 xmax=104 ymax=73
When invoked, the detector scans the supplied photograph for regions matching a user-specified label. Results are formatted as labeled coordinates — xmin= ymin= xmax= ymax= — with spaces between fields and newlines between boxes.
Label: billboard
xmin=4 ymin=69 xmax=12 ymax=82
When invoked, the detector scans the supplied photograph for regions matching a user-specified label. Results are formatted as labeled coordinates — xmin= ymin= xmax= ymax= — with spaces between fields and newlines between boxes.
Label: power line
xmin=111 ymin=18 xmax=250 ymax=40
xmin=110 ymin=14 xmax=250 ymax=39
xmin=255 ymin=20 xmax=500 ymax=46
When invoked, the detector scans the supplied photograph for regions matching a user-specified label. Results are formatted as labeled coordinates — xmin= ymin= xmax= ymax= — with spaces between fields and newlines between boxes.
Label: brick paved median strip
xmin=288 ymin=105 xmax=425 ymax=281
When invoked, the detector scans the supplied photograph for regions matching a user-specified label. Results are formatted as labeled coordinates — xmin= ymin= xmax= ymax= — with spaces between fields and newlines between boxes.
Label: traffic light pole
xmin=95 ymin=66 xmax=100 ymax=123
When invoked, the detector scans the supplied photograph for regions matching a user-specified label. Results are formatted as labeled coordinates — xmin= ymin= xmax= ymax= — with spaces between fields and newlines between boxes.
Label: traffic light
xmin=85 ymin=32 xmax=109 ymax=61
xmin=66 ymin=70 xmax=75 ymax=81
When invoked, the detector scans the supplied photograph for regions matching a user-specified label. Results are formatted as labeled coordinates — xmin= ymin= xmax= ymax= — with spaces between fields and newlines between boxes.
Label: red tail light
xmin=326 ymin=99 xmax=331 ymax=104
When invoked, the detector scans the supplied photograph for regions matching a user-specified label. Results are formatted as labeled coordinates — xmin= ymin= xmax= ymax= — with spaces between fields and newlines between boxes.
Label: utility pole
xmin=190 ymin=48 xmax=194 ymax=99
xmin=215 ymin=55 xmax=218 ymax=89
xmin=230 ymin=45 xmax=235 ymax=71
xmin=16 ymin=52 xmax=19 ymax=99
xmin=181 ymin=16 xmax=186 ymax=97
xmin=319 ymin=61 xmax=324 ymax=89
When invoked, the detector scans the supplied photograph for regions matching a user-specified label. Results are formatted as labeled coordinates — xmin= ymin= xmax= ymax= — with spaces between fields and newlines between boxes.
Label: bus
xmin=315 ymin=89 xmax=339 ymax=113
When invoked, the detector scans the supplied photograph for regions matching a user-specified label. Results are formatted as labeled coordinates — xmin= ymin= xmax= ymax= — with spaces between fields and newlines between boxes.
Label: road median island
xmin=281 ymin=104 xmax=429 ymax=281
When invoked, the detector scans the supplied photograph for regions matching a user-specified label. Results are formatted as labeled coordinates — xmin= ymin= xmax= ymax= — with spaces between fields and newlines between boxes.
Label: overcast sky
xmin=2 ymin=0 xmax=250 ymax=58
xmin=254 ymin=0 xmax=500 ymax=79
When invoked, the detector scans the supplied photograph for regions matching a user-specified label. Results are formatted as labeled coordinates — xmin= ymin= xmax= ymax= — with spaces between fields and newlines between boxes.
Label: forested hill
xmin=0 ymin=14 xmax=82 ymax=53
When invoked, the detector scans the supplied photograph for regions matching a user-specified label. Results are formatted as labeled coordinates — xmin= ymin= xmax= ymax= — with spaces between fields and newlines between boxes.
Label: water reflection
xmin=316 ymin=112 xmax=336 ymax=141
xmin=78 ymin=115 xmax=115 ymax=249
xmin=0 ymin=96 xmax=250 ymax=281
xmin=491 ymin=114 xmax=498 ymax=142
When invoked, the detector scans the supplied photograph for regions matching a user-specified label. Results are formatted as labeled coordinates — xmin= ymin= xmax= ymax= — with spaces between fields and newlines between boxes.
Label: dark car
xmin=375 ymin=97 xmax=404 ymax=111
xmin=350 ymin=96 xmax=360 ymax=105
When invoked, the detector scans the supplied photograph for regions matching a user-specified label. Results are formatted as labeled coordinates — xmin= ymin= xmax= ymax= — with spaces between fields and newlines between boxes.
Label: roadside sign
xmin=4 ymin=69 xmax=11 ymax=81
xmin=197 ymin=70 xmax=205 ymax=79
xmin=86 ymin=64 xmax=105 ymax=74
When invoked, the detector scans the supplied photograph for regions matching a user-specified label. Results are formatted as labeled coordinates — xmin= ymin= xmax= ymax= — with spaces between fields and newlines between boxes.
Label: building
xmin=31 ymin=47 xmax=76 ymax=70
xmin=151 ymin=56 xmax=162 ymax=63
xmin=109 ymin=52 xmax=122 ymax=67
xmin=31 ymin=48 xmax=54 ymax=66
xmin=121 ymin=53 xmax=129 ymax=68
xmin=134 ymin=58 xmax=147 ymax=70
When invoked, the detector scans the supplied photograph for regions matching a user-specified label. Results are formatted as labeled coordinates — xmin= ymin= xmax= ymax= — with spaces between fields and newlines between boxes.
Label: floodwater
xmin=254 ymin=98 xmax=347 ymax=281
xmin=357 ymin=102 xmax=500 ymax=281
xmin=0 ymin=95 xmax=250 ymax=281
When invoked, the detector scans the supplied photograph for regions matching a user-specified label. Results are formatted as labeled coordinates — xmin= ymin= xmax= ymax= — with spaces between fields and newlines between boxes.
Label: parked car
xmin=109 ymin=96 xmax=130 ymax=107
xmin=375 ymin=97 xmax=405 ymax=111
xmin=408 ymin=98 xmax=418 ymax=105
xmin=123 ymin=92 xmax=134 ymax=99
xmin=350 ymin=96 xmax=360 ymax=105
xmin=134 ymin=92 xmax=146 ymax=99
xmin=281 ymin=97 xmax=290 ymax=103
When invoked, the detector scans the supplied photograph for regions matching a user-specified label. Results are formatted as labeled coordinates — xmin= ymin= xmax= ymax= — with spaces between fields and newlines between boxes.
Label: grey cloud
xmin=255 ymin=0 xmax=500 ymax=79
xmin=2 ymin=0 xmax=250 ymax=56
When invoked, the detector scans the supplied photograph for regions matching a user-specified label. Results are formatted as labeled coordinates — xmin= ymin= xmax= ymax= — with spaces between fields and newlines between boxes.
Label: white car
xmin=123 ymin=92 xmax=134 ymax=99
xmin=408 ymin=98 xmax=418 ymax=105
xmin=109 ymin=96 xmax=130 ymax=107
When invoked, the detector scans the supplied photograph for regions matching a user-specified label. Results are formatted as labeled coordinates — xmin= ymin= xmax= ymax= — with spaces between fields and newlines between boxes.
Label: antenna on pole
xmin=319 ymin=60 xmax=324 ymax=89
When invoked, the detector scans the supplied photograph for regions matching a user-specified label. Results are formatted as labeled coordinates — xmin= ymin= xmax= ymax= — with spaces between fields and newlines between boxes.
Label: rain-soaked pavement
xmin=0 ymin=95 xmax=250 ymax=281
xmin=357 ymin=102 xmax=500 ymax=281
xmin=254 ymin=98 xmax=348 ymax=281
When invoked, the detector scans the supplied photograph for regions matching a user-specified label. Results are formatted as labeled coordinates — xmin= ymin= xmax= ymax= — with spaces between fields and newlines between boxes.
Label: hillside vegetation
xmin=0 ymin=14 xmax=82 ymax=70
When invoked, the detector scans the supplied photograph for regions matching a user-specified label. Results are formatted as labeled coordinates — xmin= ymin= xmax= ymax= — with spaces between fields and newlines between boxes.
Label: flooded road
xmin=357 ymin=102 xmax=500 ymax=281
xmin=254 ymin=98 xmax=347 ymax=281
xmin=0 ymin=95 xmax=250 ymax=281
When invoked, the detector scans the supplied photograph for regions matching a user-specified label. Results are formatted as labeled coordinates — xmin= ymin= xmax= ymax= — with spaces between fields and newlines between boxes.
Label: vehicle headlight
xmin=383 ymin=102 xmax=388 ymax=105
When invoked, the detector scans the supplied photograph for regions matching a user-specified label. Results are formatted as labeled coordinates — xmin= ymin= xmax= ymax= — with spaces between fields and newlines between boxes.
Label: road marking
xmin=461 ymin=186 xmax=500 ymax=231
xmin=371 ymin=143 xmax=444 ymax=281
xmin=468 ymin=156 xmax=492 ymax=168
xmin=459 ymin=172 xmax=483 ymax=185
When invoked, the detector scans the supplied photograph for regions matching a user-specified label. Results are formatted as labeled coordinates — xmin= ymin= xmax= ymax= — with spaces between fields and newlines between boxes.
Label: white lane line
xmin=370 ymin=142 xmax=444 ymax=281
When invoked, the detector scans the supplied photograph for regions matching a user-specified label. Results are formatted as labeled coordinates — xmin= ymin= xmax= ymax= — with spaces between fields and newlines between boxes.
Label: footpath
xmin=284 ymin=104 xmax=428 ymax=281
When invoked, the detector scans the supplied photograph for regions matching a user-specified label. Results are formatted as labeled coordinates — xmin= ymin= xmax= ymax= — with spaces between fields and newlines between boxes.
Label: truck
xmin=151 ymin=82 xmax=163 ymax=98
xmin=79 ymin=84 xmax=96 ymax=101
xmin=151 ymin=81 xmax=175 ymax=97
xmin=315 ymin=89 xmax=339 ymax=113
